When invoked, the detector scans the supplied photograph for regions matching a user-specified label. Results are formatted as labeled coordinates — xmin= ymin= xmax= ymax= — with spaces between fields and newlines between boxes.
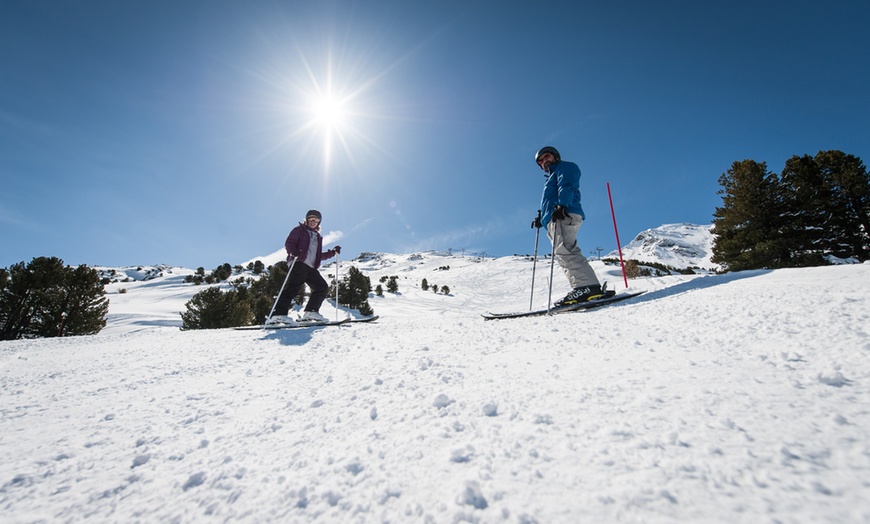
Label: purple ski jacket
xmin=284 ymin=223 xmax=338 ymax=269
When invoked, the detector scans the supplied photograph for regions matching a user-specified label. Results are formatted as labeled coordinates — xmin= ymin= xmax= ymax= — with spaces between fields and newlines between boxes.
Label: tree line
xmin=712 ymin=150 xmax=869 ymax=271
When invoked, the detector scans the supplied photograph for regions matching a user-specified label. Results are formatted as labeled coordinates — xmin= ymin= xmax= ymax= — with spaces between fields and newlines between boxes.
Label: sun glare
xmin=289 ymin=68 xmax=374 ymax=176
xmin=304 ymin=89 xmax=356 ymax=173
xmin=312 ymin=94 xmax=347 ymax=128
xmin=262 ymin=31 xmax=409 ymax=180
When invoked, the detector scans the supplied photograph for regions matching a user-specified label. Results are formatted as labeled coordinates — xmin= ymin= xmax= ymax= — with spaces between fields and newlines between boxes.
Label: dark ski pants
xmin=272 ymin=263 xmax=329 ymax=316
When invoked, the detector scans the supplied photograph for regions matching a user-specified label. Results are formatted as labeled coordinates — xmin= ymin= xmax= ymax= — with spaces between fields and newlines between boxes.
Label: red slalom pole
xmin=607 ymin=182 xmax=629 ymax=288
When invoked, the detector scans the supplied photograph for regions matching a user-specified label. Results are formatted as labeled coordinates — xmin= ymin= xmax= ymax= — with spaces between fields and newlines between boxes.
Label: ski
xmin=483 ymin=291 xmax=645 ymax=320
xmin=234 ymin=315 xmax=379 ymax=330
xmin=234 ymin=318 xmax=351 ymax=330
xmin=348 ymin=315 xmax=379 ymax=324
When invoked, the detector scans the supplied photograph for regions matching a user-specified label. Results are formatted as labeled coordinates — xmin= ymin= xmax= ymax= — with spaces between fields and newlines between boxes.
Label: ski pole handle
xmin=531 ymin=209 xmax=542 ymax=229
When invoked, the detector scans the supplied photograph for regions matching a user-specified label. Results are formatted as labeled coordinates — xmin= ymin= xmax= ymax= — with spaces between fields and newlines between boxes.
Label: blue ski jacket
xmin=540 ymin=160 xmax=586 ymax=227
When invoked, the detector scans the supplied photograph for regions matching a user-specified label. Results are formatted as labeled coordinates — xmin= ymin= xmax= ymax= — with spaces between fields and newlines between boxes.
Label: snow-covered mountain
xmin=607 ymin=223 xmax=718 ymax=270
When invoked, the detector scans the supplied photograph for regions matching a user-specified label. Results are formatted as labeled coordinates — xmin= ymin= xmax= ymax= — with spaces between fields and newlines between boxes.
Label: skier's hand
xmin=530 ymin=215 xmax=542 ymax=229
xmin=334 ymin=245 xmax=342 ymax=254
xmin=552 ymin=205 xmax=568 ymax=221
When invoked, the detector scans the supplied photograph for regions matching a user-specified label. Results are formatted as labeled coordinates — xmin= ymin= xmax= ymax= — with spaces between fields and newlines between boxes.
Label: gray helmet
xmin=535 ymin=146 xmax=560 ymax=164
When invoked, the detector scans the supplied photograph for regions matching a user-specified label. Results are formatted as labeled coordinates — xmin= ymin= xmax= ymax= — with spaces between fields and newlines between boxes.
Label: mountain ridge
xmin=606 ymin=223 xmax=717 ymax=270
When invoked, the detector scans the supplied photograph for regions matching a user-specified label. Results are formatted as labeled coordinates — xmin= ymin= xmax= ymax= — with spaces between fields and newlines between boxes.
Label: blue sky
xmin=2 ymin=1 xmax=868 ymax=270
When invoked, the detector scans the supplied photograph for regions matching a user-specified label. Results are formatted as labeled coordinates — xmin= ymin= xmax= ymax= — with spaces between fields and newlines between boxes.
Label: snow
xmin=2 ymin=252 xmax=870 ymax=523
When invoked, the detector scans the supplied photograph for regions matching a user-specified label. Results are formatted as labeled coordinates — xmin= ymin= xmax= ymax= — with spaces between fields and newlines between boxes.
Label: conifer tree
xmin=336 ymin=266 xmax=373 ymax=316
xmin=780 ymin=150 xmax=870 ymax=263
xmin=814 ymin=151 xmax=870 ymax=261
xmin=58 ymin=264 xmax=111 ymax=336
xmin=780 ymin=154 xmax=830 ymax=266
xmin=0 ymin=257 xmax=108 ymax=339
xmin=212 ymin=263 xmax=233 ymax=281
xmin=180 ymin=287 xmax=253 ymax=329
xmin=712 ymin=160 xmax=790 ymax=270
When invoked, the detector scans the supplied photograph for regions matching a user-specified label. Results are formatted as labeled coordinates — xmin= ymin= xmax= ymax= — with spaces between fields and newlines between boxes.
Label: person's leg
xmin=272 ymin=264 xmax=309 ymax=316
xmin=303 ymin=270 xmax=330 ymax=312
xmin=550 ymin=213 xmax=598 ymax=289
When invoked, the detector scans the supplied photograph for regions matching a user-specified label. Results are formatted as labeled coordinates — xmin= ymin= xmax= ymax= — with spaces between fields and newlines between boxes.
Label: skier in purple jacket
xmin=267 ymin=209 xmax=341 ymax=324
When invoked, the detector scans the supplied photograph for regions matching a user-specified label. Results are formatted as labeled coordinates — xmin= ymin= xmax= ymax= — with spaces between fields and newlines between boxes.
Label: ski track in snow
xmin=1 ymin=260 xmax=869 ymax=523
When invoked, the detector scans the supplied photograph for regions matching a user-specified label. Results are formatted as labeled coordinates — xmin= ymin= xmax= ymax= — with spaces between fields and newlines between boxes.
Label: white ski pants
xmin=547 ymin=212 xmax=599 ymax=290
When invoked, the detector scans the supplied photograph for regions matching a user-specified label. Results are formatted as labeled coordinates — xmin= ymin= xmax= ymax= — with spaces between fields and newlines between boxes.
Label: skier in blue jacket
xmin=532 ymin=146 xmax=603 ymax=306
xmin=267 ymin=209 xmax=341 ymax=324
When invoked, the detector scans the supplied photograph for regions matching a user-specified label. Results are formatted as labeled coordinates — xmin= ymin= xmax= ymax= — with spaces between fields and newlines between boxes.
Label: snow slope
xmin=1 ymin=254 xmax=869 ymax=523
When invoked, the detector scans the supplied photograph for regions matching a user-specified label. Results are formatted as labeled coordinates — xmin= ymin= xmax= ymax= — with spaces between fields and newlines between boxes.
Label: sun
xmin=288 ymin=61 xmax=374 ymax=175
xmin=257 ymin=31 xmax=407 ymax=179
xmin=304 ymin=89 xmax=356 ymax=173
xmin=312 ymin=93 xmax=347 ymax=129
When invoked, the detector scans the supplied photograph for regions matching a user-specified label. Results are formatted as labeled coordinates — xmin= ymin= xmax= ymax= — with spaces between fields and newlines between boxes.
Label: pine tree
xmin=212 ymin=263 xmax=233 ymax=281
xmin=180 ymin=287 xmax=253 ymax=329
xmin=780 ymin=154 xmax=829 ymax=266
xmin=249 ymin=262 xmax=289 ymax=300
xmin=711 ymin=160 xmax=791 ymax=270
xmin=235 ymin=261 xmax=290 ymax=324
xmin=58 ymin=264 xmax=111 ymax=336
xmin=0 ymin=257 xmax=109 ymax=339
xmin=336 ymin=266 xmax=374 ymax=316
xmin=814 ymin=151 xmax=870 ymax=261
xmin=780 ymin=151 xmax=870 ymax=262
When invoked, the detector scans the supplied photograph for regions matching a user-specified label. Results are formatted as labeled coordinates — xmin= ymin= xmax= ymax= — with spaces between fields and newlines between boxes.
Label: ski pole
xmin=267 ymin=258 xmax=296 ymax=322
xmin=547 ymin=222 xmax=557 ymax=315
xmin=334 ymin=250 xmax=340 ymax=321
xmin=607 ymin=182 xmax=629 ymax=288
xmin=530 ymin=210 xmax=542 ymax=311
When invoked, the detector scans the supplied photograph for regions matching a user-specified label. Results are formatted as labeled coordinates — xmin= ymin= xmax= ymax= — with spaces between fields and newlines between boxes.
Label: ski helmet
xmin=535 ymin=146 xmax=560 ymax=165
xmin=306 ymin=209 xmax=322 ymax=220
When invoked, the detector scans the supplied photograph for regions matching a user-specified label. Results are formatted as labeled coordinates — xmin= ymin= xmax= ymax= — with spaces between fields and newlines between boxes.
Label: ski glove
xmin=552 ymin=205 xmax=568 ymax=221
xmin=334 ymin=246 xmax=342 ymax=254
xmin=530 ymin=215 xmax=542 ymax=229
